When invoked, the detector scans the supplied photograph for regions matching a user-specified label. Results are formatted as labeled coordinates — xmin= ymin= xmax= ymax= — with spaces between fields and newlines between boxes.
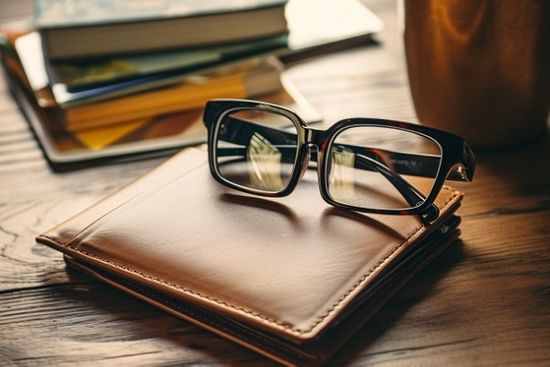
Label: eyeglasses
xmin=203 ymin=99 xmax=475 ymax=223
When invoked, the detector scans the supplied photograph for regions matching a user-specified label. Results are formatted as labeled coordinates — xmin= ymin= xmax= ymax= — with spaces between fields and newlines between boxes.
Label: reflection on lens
xmin=215 ymin=109 xmax=298 ymax=193
xmin=329 ymin=145 xmax=356 ymax=201
xmin=327 ymin=126 xmax=442 ymax=210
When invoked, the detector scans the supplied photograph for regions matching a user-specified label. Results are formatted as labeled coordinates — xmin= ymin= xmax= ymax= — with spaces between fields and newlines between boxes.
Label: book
xmin=0 ymin=0 xmax=384 ymax=171
xmin=10 ymin=29 xmax=286 ymax=132
xmin=48 ymin=34 xmax=288 ymax=90
xmin=14 ymin=31 xmax=285 ymax=108
xmin=36 ymin=146 xmax=464 ymax=365
xmin=284 ymin=0 xmax=383 ymax=60
xmin=35 ymin=0 xmax=288 ymax=60
xmin=1 ymin=47 xmax=321 ymax=171
xmin=45 ymin=0 xmax=384 ymax=89
xmin=63 ymin=58 xmax=284 ymax=131
xmin=17 ymin=0 xmax=383 ymax=107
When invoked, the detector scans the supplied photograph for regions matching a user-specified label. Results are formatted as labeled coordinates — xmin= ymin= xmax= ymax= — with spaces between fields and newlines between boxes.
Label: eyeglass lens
xmin=327 ymin=126 xmax=442 ymax=210
xmin=214 ymin=109 xmax=299 ymax=193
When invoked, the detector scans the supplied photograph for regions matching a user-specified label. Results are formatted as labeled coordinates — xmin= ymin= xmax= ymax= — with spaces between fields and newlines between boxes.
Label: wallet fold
xmin=37 ymin=147 xmax=464 ymax=366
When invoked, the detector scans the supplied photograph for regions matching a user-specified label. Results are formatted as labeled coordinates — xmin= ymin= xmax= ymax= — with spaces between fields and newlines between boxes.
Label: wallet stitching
xmin=114 ymin=274 xmax=312 ymax=362
xmin=67 ymin=258 xmax=310 ymax=362
xmin=156 ymin=296 xmax=310 ymax=362
xmin=41 ymin=187 xmax=460 ymax=336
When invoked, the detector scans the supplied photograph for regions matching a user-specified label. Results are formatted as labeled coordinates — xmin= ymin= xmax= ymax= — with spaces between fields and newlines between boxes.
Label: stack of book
xmin=0 ymin=0 xmax=383 ymax=171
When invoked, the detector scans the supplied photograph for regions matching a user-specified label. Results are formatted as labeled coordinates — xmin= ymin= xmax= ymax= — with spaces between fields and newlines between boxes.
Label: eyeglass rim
xmin=207 ymin=102 xmax=309 ymax=197
xmin=204 ymin=98 xmax=475 ymax=218
xmin=318 ymin=122 xmax=445 ymax=214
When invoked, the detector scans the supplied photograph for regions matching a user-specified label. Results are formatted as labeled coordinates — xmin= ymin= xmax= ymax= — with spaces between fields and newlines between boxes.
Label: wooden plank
xmin=0 ymin=4 xmax=33 ymax=24
xmin=0 ymin=159 xmax=48 ymax=175
xmin=0 ymin=122 xmax=30 ymax=135
xmin=0 ymin=100 xmax=20 ymax=115
xmin=0 ymin=139 xmax=37 ymax=155
xmin=0 ymin=150 xmax=42 ymax=166
xmin=456 ymin=135 xmax=550 ymax=218
xmin=0 ymin=281 xmax=275 ymax=367
xmin=0 ymin=157 xmax=164 ymax=291
xmin=286 ymin=53 xmax=415 ymax=122
xmin=0 ymin=106 xmax=27 ymax=124
xmin=334 ymin=215 xmax=550 ymax=366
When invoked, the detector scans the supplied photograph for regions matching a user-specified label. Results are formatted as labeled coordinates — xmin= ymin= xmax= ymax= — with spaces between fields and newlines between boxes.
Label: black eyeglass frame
xmin=204 ymin=99 xmax=475 ymax=222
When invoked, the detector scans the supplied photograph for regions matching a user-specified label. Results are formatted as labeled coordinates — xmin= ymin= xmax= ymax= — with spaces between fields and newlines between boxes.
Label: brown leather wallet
xmin=37 ymin=147 xmax=463 ymax=366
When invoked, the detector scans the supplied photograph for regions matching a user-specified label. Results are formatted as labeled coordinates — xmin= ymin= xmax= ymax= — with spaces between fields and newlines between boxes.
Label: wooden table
xmin=1 ymin=1 xmax=549 ymax=365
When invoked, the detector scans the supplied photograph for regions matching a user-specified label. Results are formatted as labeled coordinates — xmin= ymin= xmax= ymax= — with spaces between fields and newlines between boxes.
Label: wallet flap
xmin=37 ymin=147 xmax=463 ymax=341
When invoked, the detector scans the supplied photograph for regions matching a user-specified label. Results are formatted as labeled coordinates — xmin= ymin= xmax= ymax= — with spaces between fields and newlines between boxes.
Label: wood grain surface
xmin=1 ymin=0 xmax=549 ymax=366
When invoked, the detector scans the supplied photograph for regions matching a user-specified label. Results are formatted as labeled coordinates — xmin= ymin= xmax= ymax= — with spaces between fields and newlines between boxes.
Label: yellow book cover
xmin=64 ymin=58 xmax=283 ymax=132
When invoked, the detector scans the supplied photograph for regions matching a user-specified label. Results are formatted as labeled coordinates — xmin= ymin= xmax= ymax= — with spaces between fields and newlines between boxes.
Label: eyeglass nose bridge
xmin=295 ymin=142 xmax=330 ymax=204
xmin=305 ymin=126 xmax=333 ymax=163
xmin=295 ymin=127 xmax=331 ymax=183
xmin=301 ymin=124 xmax=325 ymax=161
xmin=304 ymin=127 xmax=329 ymax=145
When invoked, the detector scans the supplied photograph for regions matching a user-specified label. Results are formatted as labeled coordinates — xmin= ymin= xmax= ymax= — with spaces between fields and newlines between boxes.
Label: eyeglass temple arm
xmin=353 ymin=152 xmax=439 ymax=223
xmin=217 ymin=146 xmax=433 ymax=207
xmin=216 ymin=145 xmax=438 ymax=223
xmin=358 ymin=152 xmax=436 ymax=209
xmin=460 ymin=143 xmax=476 ymax=181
